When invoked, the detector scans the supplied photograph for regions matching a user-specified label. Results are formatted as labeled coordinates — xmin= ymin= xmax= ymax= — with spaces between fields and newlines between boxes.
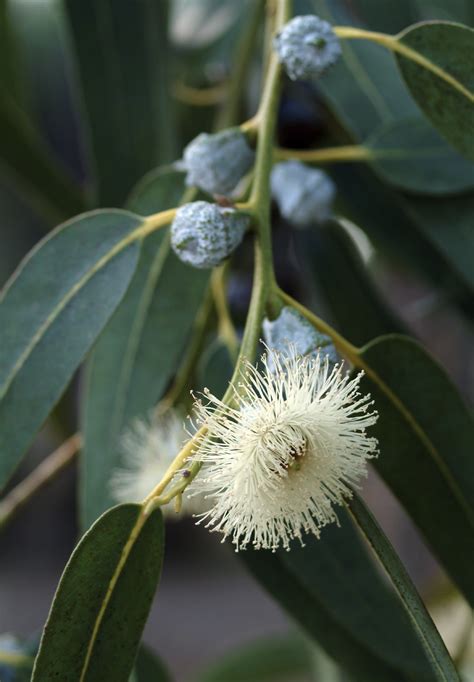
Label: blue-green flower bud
xmin=182 ymin=128 xmax=255 ymax=196
xmin=263 ymin=306 xmax=338 ymax=366
xmin=271 ymin=161 xmax=335 ymax=227
xmin=171 ymin=201 xmax=249 ymax=269
xmin=274 ymin=15 xmax=341 ymax=81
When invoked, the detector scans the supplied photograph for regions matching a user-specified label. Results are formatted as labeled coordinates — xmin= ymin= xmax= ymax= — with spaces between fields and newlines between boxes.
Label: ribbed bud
xmin=263 ymin=306 xmax=338 ymax=366
xmin=271 ymin=161 xmax=335 ymax=227
xmin=274 ymin=15 xmax=341 ymax=81
xmin=171 ymin=201 xmax=249 ymax=269
xmin=182 ymin=128 xmax=255 ymax=196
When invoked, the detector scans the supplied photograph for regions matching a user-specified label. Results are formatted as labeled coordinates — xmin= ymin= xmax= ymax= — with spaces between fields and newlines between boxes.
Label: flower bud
xmin=271 ymin=161 xmax=335 ymax=227
xmin=171 ymin=201 xmax=249 ymax=269
xmin=263 ymin=306 xmax=338 ymax=366
xmin=182 ymin=128 xmax=255 ymax=196
xmin=274 ymin=15 xmax=341 ymax=81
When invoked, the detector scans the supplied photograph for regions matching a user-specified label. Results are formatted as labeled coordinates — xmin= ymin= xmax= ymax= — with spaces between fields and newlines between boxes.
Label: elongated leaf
xmin=8 ymin=0 xmax=87 ymax=184
xmin=243 ymin=509 xmax=436 ymax=682
xmin=81 ymin=169 xmax=208 ymax=527
xmin=0 ymin=210 xmax=142 ymax=491
xmin=0 ymin=93 xmax=86 ymax=221
xmin=357 ymin=335 xmax=474 ymax=606
xmin=64 ymin=0 xmax=175 ymax=205
xmin=294 ymin=221 xmax=407 ymax=346
xmin=33 ymin=504 xmax=164 ymax=682
xmin=197 ymin=635 xmax=312 ymax=682
xmin=366 ymin=117 xmax=474 ymax=194
xmin=348 ymin=495 xmax=460 ymax=682
xmin=396 ymin=21 xmax=474 ymax=161
xmin=299 ymin=0 xmax=474 ymax=312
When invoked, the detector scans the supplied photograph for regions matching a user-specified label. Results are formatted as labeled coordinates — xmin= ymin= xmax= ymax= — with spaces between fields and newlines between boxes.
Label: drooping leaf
xmin=396 ymin=21 xmax=474 ymax=160
xmin=81 ymin=169 xmax=208 ymax=528
xmin=294 ymin=220 xmax=407 ymax=346
xmin=0 ymin=210 xmax=142 ymax=491
xmin=347 ymin=495 xmax=460 ymax=682
xmin=366 ymin=117 xmax=474 ymax=195
xmin=197 ymin=635 xmax=313 ymax=682
xmin=357 ymin=335 xmax=474 ymax=607
xmin=242 ymin=509 xmax=437 ymax=682
xmin=32 ymin=504 xmax=164 ymax=682
xmin=63 ymin=0 xmax=175 ymax=205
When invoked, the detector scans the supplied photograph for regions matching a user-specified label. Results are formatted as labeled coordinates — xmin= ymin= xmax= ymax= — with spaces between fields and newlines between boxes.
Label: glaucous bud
xmin=182 ymin=128 xmax=255 ymax=196
xmin=171 ymin=201 xmax=249 ymax=269
xmin=271 ymin=161 xmax=335 ymax=227
xmin=274 ymin=15 xmax=341 ymax=81
xmin=263 ymin=306 xmax=338 ymax=367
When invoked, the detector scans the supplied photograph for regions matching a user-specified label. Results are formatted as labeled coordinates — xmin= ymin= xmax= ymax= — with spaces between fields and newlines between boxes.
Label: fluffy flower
xmin=110 ymin=411 xmax=205 ymax=518
xmin=193 ymin=350 xmax=378 ymax=550
xmin=274 ymin=15 xmax=341 ymax=81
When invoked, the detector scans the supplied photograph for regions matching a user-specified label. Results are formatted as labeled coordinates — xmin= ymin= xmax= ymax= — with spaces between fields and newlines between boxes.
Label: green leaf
xmin=64 ymin=0 xmax=175 ymax=205
xmin=0 ymin=93 xmax=86 ymax=221
xmin=348 ymin=495 xmax=460 ymax=681
xmin=242 ymin=510 xmax=436 ymax=682
xmin=299 ymin=1 xmax=474 ymax=313
xmin=396 ymin=21 xmax=474 ymax=161
xmin=132 ymin=644 xmax=171 ymax=682
xmin=357 ymin=335 xmax=474 ymax=607
xmin=366 ymin=117 xmax=474 ymax=195
xmin=294 ymin=221 xmax=407 ymax=346
xmin=32 ymin=504 xmax=164 ymax=682
xmin=197 ymin=635 xmax=313 ymax=682
xmin=81 ymin=169 xmax=208 ymax=528
xmin=0 ymin=210 xmax=142 ymax=491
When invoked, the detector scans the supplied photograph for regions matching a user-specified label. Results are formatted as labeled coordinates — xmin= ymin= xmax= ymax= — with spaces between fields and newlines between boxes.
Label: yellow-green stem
xmin=275 ymin=144 xmax=373 ymax=163
xmin=334 ymin=26 xmax=474 ymax=103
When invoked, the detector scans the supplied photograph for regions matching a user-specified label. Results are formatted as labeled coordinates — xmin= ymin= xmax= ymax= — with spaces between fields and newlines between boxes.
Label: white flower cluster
xmin=192 ymin=349 xmax=378 ymax=551
xmin=110 ymin=411 xmax=206 ymax=518
xmin=274 ymin=15 xmax=341 ymax=81
xmin=271 ymin=161 xmax=335 ymax=227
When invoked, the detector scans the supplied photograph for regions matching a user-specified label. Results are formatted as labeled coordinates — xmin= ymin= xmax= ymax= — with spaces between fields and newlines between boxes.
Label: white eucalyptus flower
xmin=110 ymin=411 xmax=205 ymax=518
xmin=193 ymin=350 xmax=378 ymax=551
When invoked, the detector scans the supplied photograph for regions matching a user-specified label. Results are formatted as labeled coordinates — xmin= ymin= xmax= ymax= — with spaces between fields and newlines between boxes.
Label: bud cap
xmin=182 ymin=128 xmax=255 ymax=196
xmin=263 ymin=306 xmax=338 ymax=367
xmin=271 ymin=161 xmax=335 ymax=227
xmin=274 ymin=14 xmax=341 ymax=81
xmin=171 ymin=201 xmax=249 ymax=269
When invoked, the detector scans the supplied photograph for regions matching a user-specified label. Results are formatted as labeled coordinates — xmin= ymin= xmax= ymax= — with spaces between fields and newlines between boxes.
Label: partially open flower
xmin=110 ymin=411 xmax=205 ymax=518
xmin=271 ymin=161 xmax=335 ymax=227
xmin=193 ymin=349 xmax=378 ymax=551
xmin=263 ymin=306 xmax=338 ymax=366
xmin=171 ymin=200 xmax=249 ymax=269
xmin=182 ymin=128 xmax=255 ymax=196
xmin=274 ymin=14 xmax=341 ymax=81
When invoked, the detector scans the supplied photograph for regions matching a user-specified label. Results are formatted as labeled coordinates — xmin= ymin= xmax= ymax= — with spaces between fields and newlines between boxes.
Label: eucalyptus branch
xmin=173 ymin=81 xmax=227 ymax=106
xmin=211 ymin=265 xmax=240 ymax=361
xmin=0 ymin=433 xmax=81 ymax=531
xmin=142 ymin=0 xmax=292 ymax=509
xmin=334 ymin=26 xmax=474 ymax=103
